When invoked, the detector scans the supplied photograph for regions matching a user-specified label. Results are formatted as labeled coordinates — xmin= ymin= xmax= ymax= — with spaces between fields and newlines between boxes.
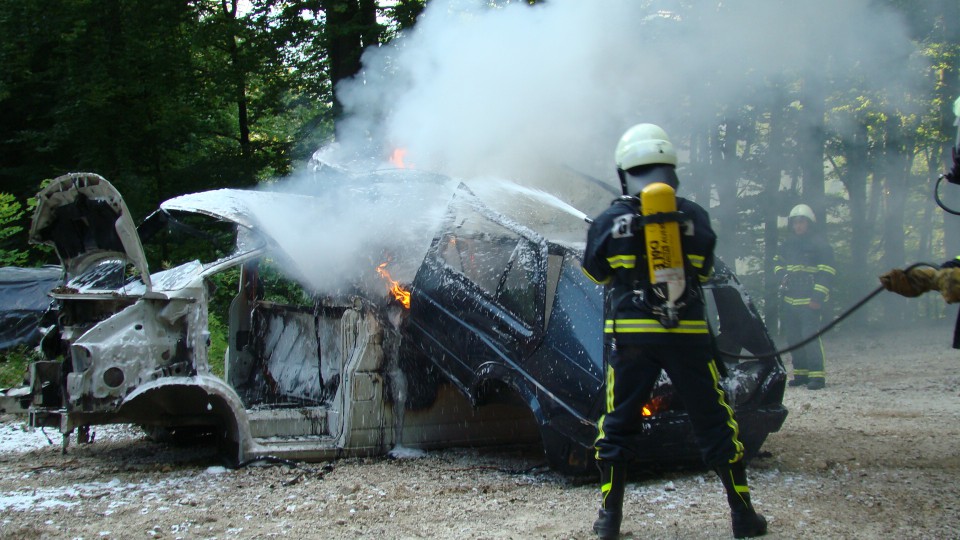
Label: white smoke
xmin=335 ymin=0 xmax=922 ymax=193
xmin=250 ymin=0 xmax=923 ymax=296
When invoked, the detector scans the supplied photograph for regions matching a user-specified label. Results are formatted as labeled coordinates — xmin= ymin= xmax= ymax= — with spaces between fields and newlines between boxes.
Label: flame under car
xmin=23 ymin=171 xmax=786 ymax=475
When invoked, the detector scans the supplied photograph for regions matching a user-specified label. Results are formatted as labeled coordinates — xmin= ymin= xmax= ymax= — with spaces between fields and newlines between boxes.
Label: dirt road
xmin=1 ymin=322 xmax=959 ymax=539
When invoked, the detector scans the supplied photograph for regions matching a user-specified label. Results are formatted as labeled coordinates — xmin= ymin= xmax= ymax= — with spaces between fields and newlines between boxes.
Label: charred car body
xmin=21 ymin=171 xmax=786 ymax=474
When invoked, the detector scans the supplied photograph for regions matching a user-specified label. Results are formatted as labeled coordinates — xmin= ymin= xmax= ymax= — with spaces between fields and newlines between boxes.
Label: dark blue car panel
xmin=401 ymin=186 xmax=788 ymax=473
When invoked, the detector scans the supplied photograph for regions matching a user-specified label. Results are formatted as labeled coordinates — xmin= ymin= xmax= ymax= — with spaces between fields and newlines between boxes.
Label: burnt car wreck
xmin=19 ymin=171 xmax=787 ymax=475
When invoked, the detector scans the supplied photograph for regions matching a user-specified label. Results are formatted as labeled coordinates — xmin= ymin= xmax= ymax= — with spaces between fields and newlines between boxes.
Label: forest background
xmin=1 ymin=0 xmax=959 ymax=349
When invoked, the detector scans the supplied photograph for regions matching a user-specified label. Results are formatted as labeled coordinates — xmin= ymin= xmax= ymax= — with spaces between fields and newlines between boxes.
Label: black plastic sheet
xmin=0 ymin=266 xmax=62 ymax=351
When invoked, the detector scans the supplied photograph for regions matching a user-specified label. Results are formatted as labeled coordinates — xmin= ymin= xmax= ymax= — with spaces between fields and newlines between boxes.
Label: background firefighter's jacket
xmin=582 ymin=196 xmax=716 ymax=345
xmin=773 ymin=232 xmax=835 ymax=307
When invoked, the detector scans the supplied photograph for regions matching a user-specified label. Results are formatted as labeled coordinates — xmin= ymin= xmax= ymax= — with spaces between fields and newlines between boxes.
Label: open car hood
xmin=29 ymin=172 xmax=152 ymax=292
xmin=159 ymin=188 xmax=284 ymax=228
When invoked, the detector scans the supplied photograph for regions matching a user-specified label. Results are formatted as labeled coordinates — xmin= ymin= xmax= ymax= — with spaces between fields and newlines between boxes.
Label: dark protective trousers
xmin=594 ymin=341 xmax=744 ymax=468
xmin=781 ymin=304 xmax=825 ymax=380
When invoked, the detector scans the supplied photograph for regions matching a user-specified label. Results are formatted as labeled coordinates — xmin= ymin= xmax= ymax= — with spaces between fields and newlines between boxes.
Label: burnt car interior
xmin=139 ymin=208 xmax=347 ymax=410
xmin=227 ymin=260 xmax=345 ymax=408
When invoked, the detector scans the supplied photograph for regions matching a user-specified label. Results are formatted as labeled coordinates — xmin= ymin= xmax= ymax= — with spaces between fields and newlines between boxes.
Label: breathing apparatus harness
xmin=607 ymin=182 xmax=699 ymax=335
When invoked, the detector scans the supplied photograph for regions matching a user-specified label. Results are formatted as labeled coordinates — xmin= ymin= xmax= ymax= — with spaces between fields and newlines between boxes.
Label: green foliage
xmin=0 ymin=0 xmax=339 ymax=220
xmin=259 ymin=260 xmax=313 ymax=306
xmin=0 ymin=192 xmax=28 ymax=266
xmin=0 ymin=345 xmax=38 ymax=388
xmin=206 ymin=267 xmax=240 ymax=379
xmin=207 ymin=311 xmax=228 ymax=379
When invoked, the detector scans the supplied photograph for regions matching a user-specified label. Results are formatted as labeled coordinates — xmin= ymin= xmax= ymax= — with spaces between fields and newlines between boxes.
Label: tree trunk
xmin=763 ymin=96 xmax=787 ymax=327
xmin=220 ymin=0 xmax=251 ymax=159
xmin=713 ymin=119 xmax=743 ymax=265
xmin=840 ymin=122 xmax=870 ymax=324
xmin=880 ymin=117 xmax=910 ymax=323
xmin=799 ymin=80 xmax=827 ymax=218
xmin=321 ymin=0 xmax=381 ymax=121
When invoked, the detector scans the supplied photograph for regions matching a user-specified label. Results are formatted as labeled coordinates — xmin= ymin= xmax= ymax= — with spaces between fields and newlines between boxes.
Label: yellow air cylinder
xmin=641 ymin=182 xmax=685 ymax=306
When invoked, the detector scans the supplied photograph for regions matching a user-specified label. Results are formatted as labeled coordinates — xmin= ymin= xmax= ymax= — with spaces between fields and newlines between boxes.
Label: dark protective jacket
xmin=941 ymin=257 xmax=960 ymax=349
xmin=581 ymin=196 xmax=716 ymax=345
xmin=773 ymin=231 xmax=836 ymax=307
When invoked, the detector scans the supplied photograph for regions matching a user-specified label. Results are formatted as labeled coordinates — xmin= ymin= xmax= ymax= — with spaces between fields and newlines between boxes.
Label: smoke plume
xmin=253 ymin=0 xmax=923 ymax=295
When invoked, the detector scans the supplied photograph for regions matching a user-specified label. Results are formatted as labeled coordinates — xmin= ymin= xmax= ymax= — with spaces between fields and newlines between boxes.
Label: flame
xmin=641 ymin=396 xmax=664 ymax=417
xmin=377 ymin=262 xmax=411 ymax=309
xmin=389 ymin=148 xmax=409 ymax=169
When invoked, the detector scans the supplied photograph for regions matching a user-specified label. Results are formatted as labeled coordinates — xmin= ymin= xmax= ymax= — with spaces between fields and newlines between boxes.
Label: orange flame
xmin=389 ymin=148 xmax=409 ymax=169
xmin=377 ymin=262 xmax=411 ymax=309
xmin=641 ymin=396 xmax=664 ymax=417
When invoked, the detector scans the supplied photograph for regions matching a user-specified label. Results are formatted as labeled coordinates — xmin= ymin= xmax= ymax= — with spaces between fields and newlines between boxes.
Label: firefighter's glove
xmin=935 ymin=268 xmax=960 ymax=303
xmin=879 ymin=267 xmax=936 ymax=298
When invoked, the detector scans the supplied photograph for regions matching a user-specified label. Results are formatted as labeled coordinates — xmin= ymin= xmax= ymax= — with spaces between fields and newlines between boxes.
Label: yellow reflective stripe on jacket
xmin=607 ymin=254 xmax=636 ymax=269
xmin=783 ymin=296 xmax=812 ymax=306
xmin=818 ymin=264 xmax=836 ymax=275
xmin=604 ymin=319 xmax=709 ymax=334
xmin=687 ymin=254 xmax=713 ymax=282
xmin=605 ymin=364 xmax=615 ymax=413
xmin=784 ymin=264 xmax=819 ymax=273
xmin=813 ymin=284 xmax=830 ymax=297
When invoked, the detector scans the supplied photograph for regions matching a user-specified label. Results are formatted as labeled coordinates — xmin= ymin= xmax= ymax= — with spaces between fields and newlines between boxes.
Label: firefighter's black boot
xmin=593 ymin=462 xmax=625 ymax=539
xmin=787 ymin=375 xmax=808 ymax=387
xmin=716 ymin=461 xmax=767 ymax=538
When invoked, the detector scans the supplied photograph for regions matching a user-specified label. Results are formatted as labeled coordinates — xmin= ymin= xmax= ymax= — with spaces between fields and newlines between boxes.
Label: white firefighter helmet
xmin=788 ymin=203 xmax=816 ymax=223
xmin=615 ymin=123 xmax=679 ymax=195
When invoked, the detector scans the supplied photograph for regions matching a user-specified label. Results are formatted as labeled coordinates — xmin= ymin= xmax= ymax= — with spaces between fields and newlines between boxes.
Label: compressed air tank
xmin=641 ymin=182 xmax=685 ymax=307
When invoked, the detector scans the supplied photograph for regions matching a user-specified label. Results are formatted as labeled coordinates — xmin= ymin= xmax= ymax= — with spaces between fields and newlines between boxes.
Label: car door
xmin=407 ymin=197 xmax=546 ymax=395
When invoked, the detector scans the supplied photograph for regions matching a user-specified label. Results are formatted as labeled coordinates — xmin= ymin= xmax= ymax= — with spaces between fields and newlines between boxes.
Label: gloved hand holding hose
xmin=879 ymin=266 xmax=960 ymax=303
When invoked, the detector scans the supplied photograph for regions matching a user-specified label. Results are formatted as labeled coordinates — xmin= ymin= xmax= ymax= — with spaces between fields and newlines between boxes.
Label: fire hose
xmin=716 ymin=261 xmax=939 ymax=360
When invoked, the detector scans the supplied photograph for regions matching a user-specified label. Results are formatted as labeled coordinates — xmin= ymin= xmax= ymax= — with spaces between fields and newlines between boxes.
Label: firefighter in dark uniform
xmin=582 ymin=124 xmax=767 ymax=539
xmin=773 ymin=204 xmax=836 ymax=390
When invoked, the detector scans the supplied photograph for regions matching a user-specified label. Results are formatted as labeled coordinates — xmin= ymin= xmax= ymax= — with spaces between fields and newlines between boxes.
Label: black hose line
xmin=716 ymin=262 xmax=940 ymax=360
xmin=934 ymin=174 xmax=960 ymax=216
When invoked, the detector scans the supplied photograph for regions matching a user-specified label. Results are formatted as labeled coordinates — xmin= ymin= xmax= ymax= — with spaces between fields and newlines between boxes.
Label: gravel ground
xmin=1 ymin=321 xmax=959 ymax=539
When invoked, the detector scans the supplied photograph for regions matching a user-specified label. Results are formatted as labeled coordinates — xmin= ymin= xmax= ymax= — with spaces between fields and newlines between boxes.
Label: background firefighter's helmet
xmin=788 ymin=203 xmax=816 ymax=223
xmin=615 ymin=123 xmax=679 ymax=195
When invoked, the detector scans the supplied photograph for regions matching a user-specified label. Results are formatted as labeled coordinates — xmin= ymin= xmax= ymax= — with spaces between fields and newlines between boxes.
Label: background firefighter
xmin=773 ymin=204 xmax=836 ymax=390
xmin=581 ymin=123 xmax=767 ymax=539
